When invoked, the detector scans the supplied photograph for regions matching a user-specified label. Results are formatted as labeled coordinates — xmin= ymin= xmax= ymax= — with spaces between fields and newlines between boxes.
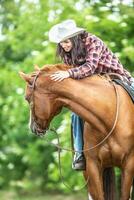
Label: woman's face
xmin=60 ymin=39 xmax=73 ymax=52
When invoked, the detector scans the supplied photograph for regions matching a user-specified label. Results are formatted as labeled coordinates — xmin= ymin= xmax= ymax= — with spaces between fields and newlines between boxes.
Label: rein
xmin=28 ymin=71 xmax=120 ymax=191
xmin=45 ymin=127 xmax=90 ymax=191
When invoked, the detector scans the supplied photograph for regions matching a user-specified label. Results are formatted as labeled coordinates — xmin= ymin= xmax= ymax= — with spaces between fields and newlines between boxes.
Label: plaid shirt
xmin=65 ymin=33 xmax=132 ymax=83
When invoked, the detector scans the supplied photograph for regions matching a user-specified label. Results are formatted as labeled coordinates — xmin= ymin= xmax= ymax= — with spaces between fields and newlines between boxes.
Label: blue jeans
xmin=71 ymin=112 xmax=84 ymax=154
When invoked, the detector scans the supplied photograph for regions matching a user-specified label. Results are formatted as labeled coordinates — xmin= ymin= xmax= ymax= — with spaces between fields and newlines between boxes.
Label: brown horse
xmin=19 ymin=64 xmax=134 ymax=200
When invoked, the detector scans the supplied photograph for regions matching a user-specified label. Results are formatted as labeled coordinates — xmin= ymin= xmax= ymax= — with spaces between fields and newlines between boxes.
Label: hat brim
xmin=49 ymin=27 xmax=85 ymax=43
xmin=59 ymin=28 xmax=85 ymax=43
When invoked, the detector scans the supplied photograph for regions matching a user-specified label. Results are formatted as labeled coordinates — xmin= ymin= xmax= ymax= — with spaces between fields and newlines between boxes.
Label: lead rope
xmin=48 ymin=127 xmax=90 ymax=191
xmin=42 ymin=81 xmax=119 ymax=191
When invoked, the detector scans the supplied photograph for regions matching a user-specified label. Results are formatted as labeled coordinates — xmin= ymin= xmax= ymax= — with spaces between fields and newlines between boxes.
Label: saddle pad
xmin=113 ymin=79 xmax=134 ymax=103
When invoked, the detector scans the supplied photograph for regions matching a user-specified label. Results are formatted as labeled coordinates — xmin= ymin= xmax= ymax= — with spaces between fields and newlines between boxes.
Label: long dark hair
xmin=56 ymin=31 xmax=88 ymax=66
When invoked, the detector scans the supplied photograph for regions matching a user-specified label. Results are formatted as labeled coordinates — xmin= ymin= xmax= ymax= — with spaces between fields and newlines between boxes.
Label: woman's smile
xmin=60 ymin=39 xmax=73 ymax=52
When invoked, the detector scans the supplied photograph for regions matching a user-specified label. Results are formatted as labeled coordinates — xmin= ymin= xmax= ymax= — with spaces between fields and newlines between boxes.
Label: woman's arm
xmin=50 ymin=37 xmax=103 ymax=82
xmin=67 ymin=39 xmax=103 ymax=79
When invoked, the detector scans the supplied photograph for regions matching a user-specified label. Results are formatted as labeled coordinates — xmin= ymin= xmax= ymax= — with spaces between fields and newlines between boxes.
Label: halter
xmin=27 ymin=71 xmax=54 ymax=136
xmin=29 ymin=71 xmax=41 ymax=89
xmin=28 ymin=71 xmax=53 ymax=92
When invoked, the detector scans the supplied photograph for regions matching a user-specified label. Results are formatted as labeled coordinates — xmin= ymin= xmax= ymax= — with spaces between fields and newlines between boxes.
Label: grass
xmin=0 ymin=191 xmax=87 ymax=200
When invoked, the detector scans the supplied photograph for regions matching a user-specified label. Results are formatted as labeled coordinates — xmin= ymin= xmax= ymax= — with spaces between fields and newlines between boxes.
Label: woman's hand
xmin=50 ymin=71 xmax=70 ymax=82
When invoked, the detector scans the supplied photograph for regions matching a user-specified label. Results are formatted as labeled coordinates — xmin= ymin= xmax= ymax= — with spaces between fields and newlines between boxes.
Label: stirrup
xmin=72 ymin=154 xmax=86 ymax=171
xmin=72 ymin=160 xmax=86 ymax=171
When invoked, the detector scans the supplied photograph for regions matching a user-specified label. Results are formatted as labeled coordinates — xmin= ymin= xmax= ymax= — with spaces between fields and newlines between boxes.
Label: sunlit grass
xmin=0 ymin=191 xmax=87 ymax=200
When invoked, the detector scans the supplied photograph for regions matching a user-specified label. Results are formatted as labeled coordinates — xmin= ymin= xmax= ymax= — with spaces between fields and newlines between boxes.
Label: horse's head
xmin=19 ymin=64 xmax=67 ymax=136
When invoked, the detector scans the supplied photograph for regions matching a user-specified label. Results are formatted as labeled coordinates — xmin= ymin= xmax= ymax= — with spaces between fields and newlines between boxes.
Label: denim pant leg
xmin=71 ymin=112 xmax=84 ymax=153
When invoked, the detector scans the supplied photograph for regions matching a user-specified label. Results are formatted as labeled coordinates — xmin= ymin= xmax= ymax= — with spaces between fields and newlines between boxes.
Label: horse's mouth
xmin=30 ymin=121 xmax=49 ymax=137
xmin=35 ymin=127 xmax=49 ymax=137
xmin=33 ymin=127 xmax=49 ymax=137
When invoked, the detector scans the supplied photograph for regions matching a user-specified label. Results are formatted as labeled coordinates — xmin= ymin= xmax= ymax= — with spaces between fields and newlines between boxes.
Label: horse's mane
xmin=30 ymin=63 xmax=120 ymax=86
xmin=30 ymin=63 xmax=106 ymax=84
xmin=40 ymin=64 xmax=72 ymax=73
xmin=30 ymin=63 xmax=72 ymax=77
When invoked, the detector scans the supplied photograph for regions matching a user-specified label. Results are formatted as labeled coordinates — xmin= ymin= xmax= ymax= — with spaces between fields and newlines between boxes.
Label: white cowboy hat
xmin=48 ymin=19 xmax=85 ymax=43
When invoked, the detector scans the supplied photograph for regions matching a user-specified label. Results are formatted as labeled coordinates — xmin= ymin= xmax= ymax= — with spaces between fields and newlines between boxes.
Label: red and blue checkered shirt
xmin=65 ymin=33 xmax=132 ymax=83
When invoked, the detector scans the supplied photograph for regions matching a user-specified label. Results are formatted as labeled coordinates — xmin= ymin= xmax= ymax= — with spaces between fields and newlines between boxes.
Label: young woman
xmin=48 ymin=19 xmax=134 ymax=171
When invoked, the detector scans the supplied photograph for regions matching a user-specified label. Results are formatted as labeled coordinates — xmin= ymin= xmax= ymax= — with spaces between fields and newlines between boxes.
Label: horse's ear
xmin=19 ymin=71 xmax=31 ymax=83
xmin=34 ymin=64 xmax=40 ymax=71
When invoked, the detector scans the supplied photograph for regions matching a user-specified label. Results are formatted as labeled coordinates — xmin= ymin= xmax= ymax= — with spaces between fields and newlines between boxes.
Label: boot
xmin=72 ymin=153 xmax=86 ymax=171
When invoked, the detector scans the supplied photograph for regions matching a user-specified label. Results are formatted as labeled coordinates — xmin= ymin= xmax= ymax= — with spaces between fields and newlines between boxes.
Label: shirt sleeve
xmin=68 ymin=38 xmax=103 ymax=79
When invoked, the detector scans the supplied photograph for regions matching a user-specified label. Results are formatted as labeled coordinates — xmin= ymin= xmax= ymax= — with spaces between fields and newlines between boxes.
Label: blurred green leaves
xmin=0 ymin=0 xmax=134 ymax=194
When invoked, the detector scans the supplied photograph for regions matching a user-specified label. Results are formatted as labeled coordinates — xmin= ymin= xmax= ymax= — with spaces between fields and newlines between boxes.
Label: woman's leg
xmin=71 ymin=112 xmax=84 ymax=153
xmin=71 ymin=112 xmax=85 ymax=170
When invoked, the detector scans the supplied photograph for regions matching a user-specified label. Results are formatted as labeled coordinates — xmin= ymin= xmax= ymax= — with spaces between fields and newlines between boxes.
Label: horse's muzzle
xmin=30 ymin=120 xmax=48 ymax=137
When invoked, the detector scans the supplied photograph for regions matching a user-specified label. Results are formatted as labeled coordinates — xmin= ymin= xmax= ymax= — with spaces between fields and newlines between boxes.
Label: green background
xmin=0 ymin=0 xmax=134 ymax=199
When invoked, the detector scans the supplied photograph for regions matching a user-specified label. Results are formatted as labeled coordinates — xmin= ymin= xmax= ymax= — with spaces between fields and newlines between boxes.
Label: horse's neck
xmin=49 ymin=77 xmax=114 ymax=129
xmin=48 ymin=76 xmax=116 ymax=133
xmin=51 ymin=77 xmax=97 ymax=101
